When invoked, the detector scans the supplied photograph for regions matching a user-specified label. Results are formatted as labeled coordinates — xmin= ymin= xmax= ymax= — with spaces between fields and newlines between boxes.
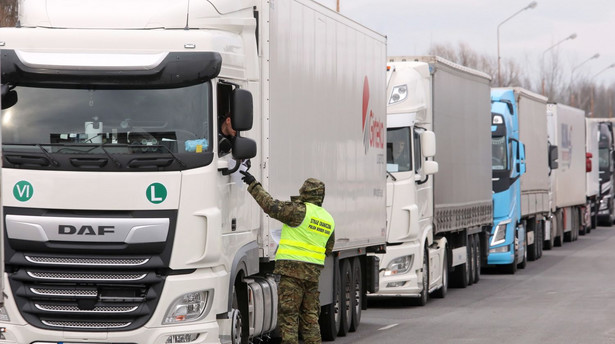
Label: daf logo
xmin=58 ymin=225 xmax=115 ymax=235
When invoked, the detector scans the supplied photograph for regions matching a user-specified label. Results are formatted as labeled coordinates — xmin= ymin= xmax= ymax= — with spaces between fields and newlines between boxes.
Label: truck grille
xmin=5 ymin=208 xmax=178 ymax=332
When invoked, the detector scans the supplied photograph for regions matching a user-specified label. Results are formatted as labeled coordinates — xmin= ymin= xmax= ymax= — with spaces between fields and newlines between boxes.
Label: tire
xmin=349 ymin=257 xmax=362 ymax=332
xmin=504 ymin=237 xmax=517 ymax=274
xmin=231 ymin=283 xmax=249 ymax=344
xmin=518 ymin=228 xmax=527 ymax=269
xmin=319 ymin=262 xmax=341 ymax=341
xmin=473 ymin=234 xmax=481 ymax=283
xmin=338 ymin=259 xmax=353 ymax=337
xmin=537 ymin=221 xmax=544 ymax=259
xmin=431 ymin=248 xmax=448 ymax=299
xmin=413 ymin=247 xmax=429 ymax=306
xmin=527 ymin=220 xmax=537 ymax=262
xmin=467 ymin=235 xmax=475 ymax=286
xmin=555 ymin=212 xmax=564 ymax=247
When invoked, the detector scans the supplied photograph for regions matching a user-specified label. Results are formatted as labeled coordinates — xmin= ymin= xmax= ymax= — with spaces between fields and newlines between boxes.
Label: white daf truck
xmin=370 ymin=56 xmax=493 ymax=305
xmin=546 ymin=103 xmax=587 ymax=244
xmin=0 ymin=1 xmax=387 ymax=343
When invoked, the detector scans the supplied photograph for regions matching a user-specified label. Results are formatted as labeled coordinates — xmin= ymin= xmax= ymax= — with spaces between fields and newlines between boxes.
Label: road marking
xmin=378 ymin=323 xmax=399 ymax=331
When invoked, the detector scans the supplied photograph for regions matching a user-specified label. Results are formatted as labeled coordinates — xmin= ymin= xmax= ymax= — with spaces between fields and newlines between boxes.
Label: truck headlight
xmin=384 ymin=255 xmax=413 ymax=276
xmin=389 ymin=85 xmax=408 ymax=104
xmin=491 ymin=220 xmax=510 ymax=246
xmin=163 ymin=290 xmax=210 ymax=324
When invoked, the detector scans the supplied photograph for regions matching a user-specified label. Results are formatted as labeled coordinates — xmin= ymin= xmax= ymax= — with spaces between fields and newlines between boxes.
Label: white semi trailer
xmin=0 ymin=0 xmax=387 ymax=343
xmin=370 ymin=56 xmax=493 ymax=305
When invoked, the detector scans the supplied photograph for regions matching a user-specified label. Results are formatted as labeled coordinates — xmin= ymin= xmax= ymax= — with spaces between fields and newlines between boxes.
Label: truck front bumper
xmin=369 ymin=241 xmax=422 ymax=297
xmin=0 ymin=269 xmax=228 ymax=344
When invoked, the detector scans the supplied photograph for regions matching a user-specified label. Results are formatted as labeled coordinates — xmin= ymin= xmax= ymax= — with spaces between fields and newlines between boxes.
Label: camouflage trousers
xmin=278 ymin=275 xmax=321 ymax=344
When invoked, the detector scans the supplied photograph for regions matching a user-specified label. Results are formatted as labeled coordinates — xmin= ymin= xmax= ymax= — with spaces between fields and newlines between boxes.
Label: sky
xmin=313 ymin=0 xmax=615 ymax=86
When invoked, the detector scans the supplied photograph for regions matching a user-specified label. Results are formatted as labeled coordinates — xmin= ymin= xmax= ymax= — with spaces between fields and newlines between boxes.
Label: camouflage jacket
xmin=248 ymin=182 xmax=335 ymax=282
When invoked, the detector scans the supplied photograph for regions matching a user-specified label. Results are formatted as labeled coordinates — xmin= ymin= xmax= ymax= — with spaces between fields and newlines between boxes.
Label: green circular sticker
xmin=13 ymin=181 xmax=34 ymax=202
xmin=146 ymin=183 xmax=167 ymax=204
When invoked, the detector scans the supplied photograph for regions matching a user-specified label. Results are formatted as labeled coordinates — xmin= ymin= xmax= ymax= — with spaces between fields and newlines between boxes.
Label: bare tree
xmin=0 ymin=0 xmax=18 ymax=27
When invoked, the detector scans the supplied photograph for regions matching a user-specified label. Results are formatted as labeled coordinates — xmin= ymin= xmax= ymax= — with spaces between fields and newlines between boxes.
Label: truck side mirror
xmin=549 ymin=145 xmax=559 ymax=170
xmin=517 ymin=142 xmax=526 ymax=175
xmin=423 ymin=160 xmax=438 ymax=175
xmin=420 ymin=131 xmax=436 ymax=158
xmin=231 ymin=88 xmax=253 ymax=131
xmin=232 ymin=136 xmax=257 ymax=160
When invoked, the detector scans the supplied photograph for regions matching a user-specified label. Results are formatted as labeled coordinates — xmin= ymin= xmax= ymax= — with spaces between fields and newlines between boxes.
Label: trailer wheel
xmin=527 ymin=219 xmax=537 ymax=262
xmin=432 ymin=248 xmax=448 ymax=299
xmin=319 ymin=262 xmax=341 ymax=341
xmin=536 ymin=221 xmax=544 ymax=259
xmin=349 ymin=257 xmax=362 ymax=332
xmin=338 ymin=259 xmax=353 ymax=337
xmin=467 ymin=235 xmax=475 ymax=286
xmin=555 ymin=211 xmax=564 ymax=247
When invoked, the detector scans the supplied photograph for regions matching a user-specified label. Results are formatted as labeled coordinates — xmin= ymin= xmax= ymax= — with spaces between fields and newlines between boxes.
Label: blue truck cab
xmin=489 ymin=89 xmax=527 ymax=273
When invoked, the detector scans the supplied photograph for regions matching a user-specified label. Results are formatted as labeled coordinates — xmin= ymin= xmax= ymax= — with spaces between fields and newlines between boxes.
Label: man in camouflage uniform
xmin=240 ymin=171 xmax=335 ymax=344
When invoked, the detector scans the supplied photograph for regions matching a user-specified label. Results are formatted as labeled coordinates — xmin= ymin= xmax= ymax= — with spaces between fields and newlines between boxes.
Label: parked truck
xmin=596 ymin=120 xmax=615 ymax=226
xmin=0 ymin=0 xmax=387 ymax=343
xmin=546 ymin=103 xmax=586 ymax=244
xmin=488 ymin=88 xmax=551 ymax=273
xmin=585 ymin=118 xmax=600 ymax=231
xmin=370 ymin=56 xmax=493 ymax=305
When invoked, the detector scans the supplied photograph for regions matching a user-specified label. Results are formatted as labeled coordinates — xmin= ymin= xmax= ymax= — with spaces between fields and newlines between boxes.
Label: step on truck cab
xmin=0 ymin=0 xmax=387 ymax=343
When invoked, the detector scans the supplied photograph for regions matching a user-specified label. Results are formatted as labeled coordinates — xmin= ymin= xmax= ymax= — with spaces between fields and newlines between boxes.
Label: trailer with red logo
xmin=0 ymin=0 xmax=386 ymax=343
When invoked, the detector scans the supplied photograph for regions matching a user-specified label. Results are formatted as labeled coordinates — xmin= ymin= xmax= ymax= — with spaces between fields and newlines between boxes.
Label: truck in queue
xmin=370 ymin=56 xmax=493 ymax=305
xmin=595 ymin=120 xmax=615 ymax=226
xmin=0 ymin=0 xmax=387 ymax=343
xmin=488 ymin=88 xmax=551 ymax=273
xmin=585 ymin=118 xmax=600 ymax=231
xmin=546 ymin=103 xmax=587 ymax=244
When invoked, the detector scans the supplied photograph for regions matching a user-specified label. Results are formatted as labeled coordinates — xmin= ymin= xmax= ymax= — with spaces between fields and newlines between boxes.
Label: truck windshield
xmin=492 ymin=136 xmax=508 ymax=170
xmin=599 ymin=147 xmax=611 ymax=170
xmin=387 ymin=127 xmax=412 ymax=172
xmin=2 ymin=83 xmax=213 ymax=170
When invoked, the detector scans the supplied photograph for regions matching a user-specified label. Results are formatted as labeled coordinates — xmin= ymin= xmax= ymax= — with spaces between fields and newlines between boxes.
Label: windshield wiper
xmin=157 ymin=144 xmax=187 ymax=168
xmin=99 ymin=144 xmax=122 ymax=168
xmin=36 ymin=144 xmax=60 ymax=167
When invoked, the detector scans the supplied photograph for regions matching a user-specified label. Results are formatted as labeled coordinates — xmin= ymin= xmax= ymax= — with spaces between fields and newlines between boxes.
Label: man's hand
xmin=240 ymin=170 xmax=256 ymax=185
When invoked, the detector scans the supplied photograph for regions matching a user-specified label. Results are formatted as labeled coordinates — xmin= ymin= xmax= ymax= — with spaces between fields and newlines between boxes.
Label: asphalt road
xmin=333 ymin=226 xmax=615 ymax=344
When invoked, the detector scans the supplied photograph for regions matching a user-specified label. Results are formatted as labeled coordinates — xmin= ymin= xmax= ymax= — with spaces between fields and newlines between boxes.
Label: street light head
xmin=592 ymin=53 xmax=600 ymax=59
xmin=569 ymin=33 xmax=577 ymax=40
xmin=527 ymin=1 xmax=538 ymax=9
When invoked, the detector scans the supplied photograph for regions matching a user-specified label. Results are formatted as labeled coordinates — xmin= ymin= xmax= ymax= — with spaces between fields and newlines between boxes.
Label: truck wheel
xmin=432 ymin=248 xmax=448 ymax=299
xmin=473 ymin=234 xmax=481 ymax=283
xmin=319 ymin=263 xmax=341 ymax=341
xmin=467 ymin=235 xmax=475 ymax=286
xmin=349 ymin=257 xmax=362 ymax=332
xmin=413 ymin=247 xmax=429 ymax=306
xmin=518 ymin=230 xmax=527 ymax=269
xmin=504 ymin=240 xmax=517 ymax=274
xmin=231 ymin=284 xmax=249 ymax=344
xmin=527 ymin=220 xmax=537 ymax=262
xmin=338 ymin=259 xmax=353 ymax=337
xmin=537 ymin=221 xmax=544 ymax=259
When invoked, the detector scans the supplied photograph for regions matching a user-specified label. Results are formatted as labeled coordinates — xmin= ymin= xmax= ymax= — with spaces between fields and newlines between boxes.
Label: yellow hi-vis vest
xmin=275 ymin=203 xmax=335 ymax=265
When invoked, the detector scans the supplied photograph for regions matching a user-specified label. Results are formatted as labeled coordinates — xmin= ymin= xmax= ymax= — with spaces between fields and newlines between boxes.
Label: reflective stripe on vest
xmin=275 ymin=203 xmax=335 ymax=265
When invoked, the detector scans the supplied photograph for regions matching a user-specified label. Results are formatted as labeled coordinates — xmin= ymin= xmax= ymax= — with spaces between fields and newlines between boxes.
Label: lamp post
xmin=541 ymin=33 xmax=577 ymax=95
xmin=570 ymin=53 xmax=600 ymax=106
xmin=336 ymin=0 xmax=340 ymax=12
xmin=590 ymin=63 xmax=615 ymax=116
xmin=497 ymin=1 xmax=538 ymax=86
